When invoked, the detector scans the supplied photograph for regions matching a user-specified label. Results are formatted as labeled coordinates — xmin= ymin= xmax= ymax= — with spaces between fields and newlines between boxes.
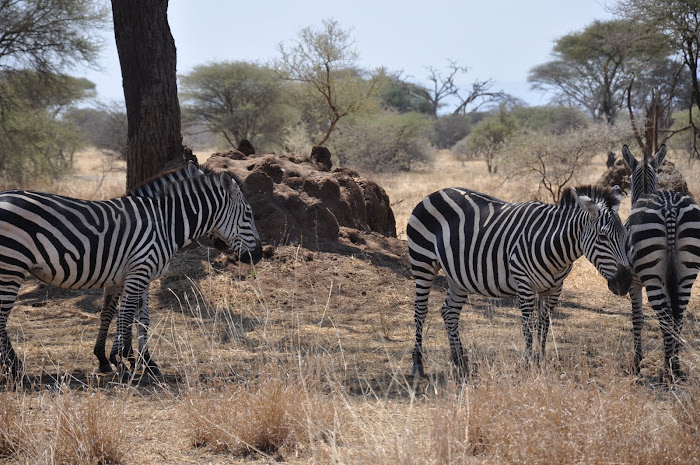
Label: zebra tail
xmin=665 ymin=209 xmax=681 ymax=322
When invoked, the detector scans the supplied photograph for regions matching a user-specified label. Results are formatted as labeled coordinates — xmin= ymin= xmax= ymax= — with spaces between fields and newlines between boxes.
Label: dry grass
xmin=0 ymin=388 xmax=127 ymax=464
xmin=1 ymin=147 xmax=700 ymax=464
xmin=184 ymin=365 xmax=340 ymax=459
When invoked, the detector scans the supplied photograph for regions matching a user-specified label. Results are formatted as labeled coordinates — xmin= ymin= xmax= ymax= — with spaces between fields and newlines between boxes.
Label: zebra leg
xmin=0 ymin=279 xmax=25 ymax=382
xmin=439 ymin=286 xmax=468 ymax=378
xmin=411 ymin=261 xmax=438 ymax=377
xmin=655 ymin=305 xmax=679 ymax=382
xmin=136 ymin=290 xmax=161 ymax=377
xmin=110 ymin=279 xmax=144 ymax=382
xmin=629 ymin=282 xmax=644 ymax=374
xmin=518 ymin=288 xmax=537 ymax=363
xmin=94 ymin=286 xmax=122 ymax=373
xmin=536 ymin=288 xmax=563 ymax=366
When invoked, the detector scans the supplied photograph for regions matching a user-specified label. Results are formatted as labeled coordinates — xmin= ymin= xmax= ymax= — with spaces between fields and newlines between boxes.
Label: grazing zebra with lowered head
xmin=93 ymin=161 xmax=209 ymax=375
xmin=408 ymin=185 xmax=632 ymax=377
xmin=622 ymin=145 xmax=700 ymax=380
xmin=0 ymin=162 xmax=262 ymax=382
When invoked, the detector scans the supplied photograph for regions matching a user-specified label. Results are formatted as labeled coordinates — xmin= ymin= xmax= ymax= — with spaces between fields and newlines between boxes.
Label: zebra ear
xmin=621 ymin=145 xmax=637 ymax=171
xmin=220 ymin=171 xmax=242 ymax=196
xmin=609 ymin=185 xmax=622 ymax=212
xmin=651 ymin=144 xmax=666 ymax=169
xmin=571 ymin=188 xmax=601 ymax=219
xmin=185 ymin=160 xmax=200 ymax=176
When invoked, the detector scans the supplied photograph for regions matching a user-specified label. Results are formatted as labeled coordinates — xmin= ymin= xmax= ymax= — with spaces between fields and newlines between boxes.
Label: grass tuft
xmin=184 ymin=365 xmax=339 ymax=459
xmin=52 ymin=388 xmax=127 ymax=465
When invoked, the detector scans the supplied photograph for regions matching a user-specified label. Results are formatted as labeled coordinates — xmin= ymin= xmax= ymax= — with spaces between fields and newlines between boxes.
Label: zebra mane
xmin=128 ymin=162 xmax=201 ymax=197
xmin=559 ymin=184 xmax=620 ymax=210
xmin=128 ymin=161 xmax=245 ymax=197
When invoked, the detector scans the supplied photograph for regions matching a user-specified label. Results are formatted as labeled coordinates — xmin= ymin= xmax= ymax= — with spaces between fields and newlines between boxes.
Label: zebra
xmin=407 ymin=185 xmax=632 ymax=377
xmin=93 ymin=161 xmax=208 ymax=375
xmin=622 ymin=145 xmax=700 ymax=380
xmin=0 ymin=162 xmax=262 ymax=381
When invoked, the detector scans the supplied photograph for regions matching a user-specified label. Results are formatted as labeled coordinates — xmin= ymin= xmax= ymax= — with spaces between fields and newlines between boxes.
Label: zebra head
xmin=210 ymin=171 xmax=263 ymax=264
xmin=622 ymin=144 xmax=666 ymax=204
xmin=572 ymin=185 xmax=632 ymax=295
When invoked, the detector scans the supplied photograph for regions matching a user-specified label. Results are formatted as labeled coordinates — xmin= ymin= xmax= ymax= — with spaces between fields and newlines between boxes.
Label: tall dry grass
xmin=2 ymin=147 xmax=700 ymax=464
xmin=0 ymin=388 xmax=127 ymax=464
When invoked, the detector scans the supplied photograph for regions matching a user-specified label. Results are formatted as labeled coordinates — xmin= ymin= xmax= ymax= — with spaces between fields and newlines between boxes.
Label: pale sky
xmin=80 ymin=0 xmax=615 ymax=111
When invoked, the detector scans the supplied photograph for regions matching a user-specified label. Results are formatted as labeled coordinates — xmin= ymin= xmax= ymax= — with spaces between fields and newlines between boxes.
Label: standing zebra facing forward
xmin=408 ymin=185 xmax=631 ymax=377
xmin=622 ymin=145 xmax=700 ymax=380
xmin=0 ymin=163 xmax=262 ymax=382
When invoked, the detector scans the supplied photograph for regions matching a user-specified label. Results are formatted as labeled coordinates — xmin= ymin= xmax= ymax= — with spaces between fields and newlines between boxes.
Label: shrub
xmin=430 ymin=114 xmax=471 ymax=149
xmin=332 ymin=111 xmax=432 ymax=172
xmin=184 ymin=373 xmax=339 ymax=458
xmin=497 ymin=121 xmax=630 ymax=202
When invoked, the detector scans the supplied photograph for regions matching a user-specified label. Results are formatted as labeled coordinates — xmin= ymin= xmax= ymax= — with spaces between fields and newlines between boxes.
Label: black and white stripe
xmin=0 ymin=163 xmax=262 ymax=380
xmin=622 ymin=145 xmax=700 ymax=379
xmin=407 ymin=185 xmax=631 ymax=376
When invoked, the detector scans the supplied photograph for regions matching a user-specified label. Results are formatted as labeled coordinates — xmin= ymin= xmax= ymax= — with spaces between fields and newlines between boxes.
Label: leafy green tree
xmin=430 ymin=114 xmax=471 ymax=149
xmin=380 ymin=76 xmax=431 ymax=114
xmin=0 ymin=0 xmax=105 ymax=183
xmin=180 ymin=61 xmax=290 ymax=151
xmin=332 ymin=112 xmax=432 ymax=172
xmin=0 ymin=0 xmax=106 ymax=115
xmin=0 ymin=72 xmax=94 ymax=185
xmin=64 ymin=102 xmax=127 ymax=158
xmin=276 ymin=18 xmax=386 ymax=146
xmin=454 ymin=105 xmax=517 ymax=173
xmin=529 ymin=19 xmax=667 ymax=123
xmin=616 ymin=0 xmax=700 ymax=156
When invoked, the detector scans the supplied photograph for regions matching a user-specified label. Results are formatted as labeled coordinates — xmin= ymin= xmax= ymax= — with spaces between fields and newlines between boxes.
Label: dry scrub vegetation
xmin=1 ymin=149 xmax=700 ymax=464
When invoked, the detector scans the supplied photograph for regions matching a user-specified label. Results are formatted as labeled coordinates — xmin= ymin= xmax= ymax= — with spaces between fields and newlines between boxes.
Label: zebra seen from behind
xmin=622 ymin=145 xmax=700 ymax=380
xmin=407 ymin=185 xmax=632 ymax=377
xmin=0 ymin=162 xmax=263 ymax=382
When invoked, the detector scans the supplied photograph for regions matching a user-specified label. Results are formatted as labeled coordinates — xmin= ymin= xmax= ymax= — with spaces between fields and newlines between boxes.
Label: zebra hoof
xmin=144 ymin=363 xmax=162 ymax=379
xmin=116 ymin=365 xmax=132 ymax=383
xmin=411 ymin=363 xmax=426 ymax=378
xmin=98 ymin=363 xmax=114 ymax=374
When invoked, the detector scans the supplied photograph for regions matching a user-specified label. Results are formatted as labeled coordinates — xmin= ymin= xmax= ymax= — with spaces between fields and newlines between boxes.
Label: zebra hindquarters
xmin=629 ymin=191 xmax=700 ymax=381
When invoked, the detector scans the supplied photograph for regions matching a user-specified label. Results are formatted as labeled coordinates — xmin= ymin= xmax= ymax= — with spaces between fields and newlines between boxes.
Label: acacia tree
xmin=529 ymin=19 xmax=666 ymax=123
xmin=112 ymin=0 xmax=185 ymax=190
xmin=0 ymin=0 xmax=105 ymax=182
xmin=624 ymin=57 xmax=689 ymax=156
xmin=616 ymin=0 xmax=700 ymax=157
xmin=276 ymin=18 xmax=385 ymax=146
xmin=0 ymin=0 xmax=106 ymax=115
xmin=179 ymin=61 xmax=288 ymax=150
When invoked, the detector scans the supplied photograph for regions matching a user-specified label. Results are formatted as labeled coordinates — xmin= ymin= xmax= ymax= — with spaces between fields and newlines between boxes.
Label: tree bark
xmin=111 ymin=0 xmax=183 ymax=190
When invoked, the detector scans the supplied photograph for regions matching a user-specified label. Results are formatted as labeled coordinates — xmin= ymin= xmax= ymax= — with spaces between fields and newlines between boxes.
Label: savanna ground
xmin=1 ymin=148 xmax=700 ymax=464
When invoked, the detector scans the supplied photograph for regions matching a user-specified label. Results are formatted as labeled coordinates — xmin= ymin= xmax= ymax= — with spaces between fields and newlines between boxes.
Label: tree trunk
xmin=111 ymin=0 xmax=183 ymax=191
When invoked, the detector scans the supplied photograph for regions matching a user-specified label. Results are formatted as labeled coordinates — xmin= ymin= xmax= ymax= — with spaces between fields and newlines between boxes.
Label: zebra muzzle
xmin=607 ymin=264 xmax=632 ymax=296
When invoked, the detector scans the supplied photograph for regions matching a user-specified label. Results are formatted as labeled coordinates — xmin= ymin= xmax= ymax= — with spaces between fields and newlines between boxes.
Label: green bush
xmin=332 ymin=112 xmax=432 ymax=172
xmin=430 ymin=114 xmax=471 ymax=149
xmin=0 ymin=72 xmax=92 ymax=186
